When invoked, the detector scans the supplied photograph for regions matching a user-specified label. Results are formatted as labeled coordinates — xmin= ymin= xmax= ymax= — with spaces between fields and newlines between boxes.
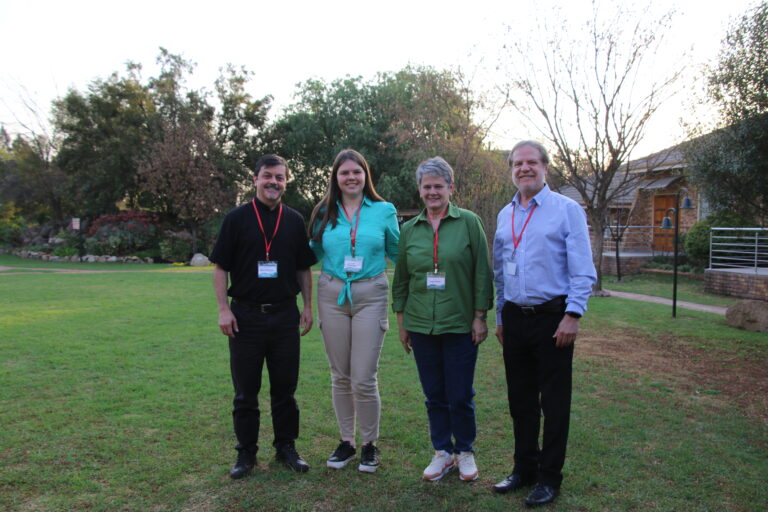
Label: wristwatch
xmin=474 ymin=312 xmax=487 ymax=320
xmin=565 ymin=312 xmax=582 ymax=319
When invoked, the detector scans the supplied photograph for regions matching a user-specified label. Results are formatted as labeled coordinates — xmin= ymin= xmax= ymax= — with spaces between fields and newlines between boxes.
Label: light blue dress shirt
xmin=493 ymin=184 xmax=597 ymax=325
xmin=310 ymin=196 xmax=400 ymax=305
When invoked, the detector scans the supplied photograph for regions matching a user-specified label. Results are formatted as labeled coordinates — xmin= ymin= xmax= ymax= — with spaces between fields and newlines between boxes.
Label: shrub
xmin=52 ymin=246 xmax=79 ymax=258
xmin=84 ymin=211 xmax=160 ymax=256
xmin=0 ymin=205 xmax=25 ymax=246
xmin=685 ymin=212 xmax=756 ymax=267
xmin=159 ymin=231 xmax=193 ymax=263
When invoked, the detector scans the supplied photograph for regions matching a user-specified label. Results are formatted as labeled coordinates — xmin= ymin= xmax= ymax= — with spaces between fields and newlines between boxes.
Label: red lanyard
xmin=511 ymin=203 xmax=536 ymax=255
xmin=429 ymin=207 xmax=448 ymax=272
xmin=341 ymin=202 xmax=362 ymax=257
xmin=251 ymin=199 xmax=283 ymax=260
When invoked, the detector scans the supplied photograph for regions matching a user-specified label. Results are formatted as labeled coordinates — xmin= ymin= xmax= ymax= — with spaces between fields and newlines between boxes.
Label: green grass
xmin=602 ymin=272 xmax=739 ymax=307
xmin=1 ymin=259 xmax=766 ymax=511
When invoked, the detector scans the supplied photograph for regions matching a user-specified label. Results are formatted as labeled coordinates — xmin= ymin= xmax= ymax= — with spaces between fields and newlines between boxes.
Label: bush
xmin=0 ymin=205 xmax=25 ymax=246
xmin=159 ymin=231 xmax=193 ymax=263
xmin=52 ymin=246 xmax=79 ymax=258
xmin=84 ymin=211 xmax=160 ymax=256
xmin=685 ymin=212 xmax=755 ymax=267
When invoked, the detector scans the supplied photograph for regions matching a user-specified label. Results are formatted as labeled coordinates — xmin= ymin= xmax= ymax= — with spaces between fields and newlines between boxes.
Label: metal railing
xmin=710 ymin=227 xmax=768 ymax=272
xmin=595 ymin=225 xmax=688 ymax=255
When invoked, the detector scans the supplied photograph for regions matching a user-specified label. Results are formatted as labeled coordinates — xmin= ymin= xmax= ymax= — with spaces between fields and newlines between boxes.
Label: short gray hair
xmin=508 ymin=140 xmax=550 ymax=166
xmin=416 ymin=156 xmax=454 ymax=186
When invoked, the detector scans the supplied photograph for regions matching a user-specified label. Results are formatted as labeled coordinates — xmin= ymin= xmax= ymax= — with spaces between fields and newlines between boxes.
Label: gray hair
xmin=416 ymin=156 xmax=454 ymax=186
xmin=508 ymin=140 xmax=550 ymax=166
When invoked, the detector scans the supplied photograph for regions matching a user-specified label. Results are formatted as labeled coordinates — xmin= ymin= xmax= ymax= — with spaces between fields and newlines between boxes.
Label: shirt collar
xmin=253 ymin=196 xmax=281 ymax=212
xmin=415 ymin=202 xmax=459 ymax=223
xmin=512 ymin=183 xmax=551 ymax=208
xmin=335 ymin=195 xmax=373 ymax=213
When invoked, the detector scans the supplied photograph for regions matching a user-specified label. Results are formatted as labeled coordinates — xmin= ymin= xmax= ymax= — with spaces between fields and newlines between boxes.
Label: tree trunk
xmin=589 ymin=212 xmax=606 ymax=292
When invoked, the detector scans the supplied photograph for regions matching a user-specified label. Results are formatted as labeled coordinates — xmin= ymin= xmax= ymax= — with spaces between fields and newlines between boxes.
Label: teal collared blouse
xmin=310 ymin=196 xmax=400 ymax=305
xmin=392 ymin=203 xmax=493 ymax=335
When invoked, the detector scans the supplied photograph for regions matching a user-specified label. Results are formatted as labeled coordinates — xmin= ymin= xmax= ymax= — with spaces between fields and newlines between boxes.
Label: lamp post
xmin=661 ymin=188 xmax=693 ymax=318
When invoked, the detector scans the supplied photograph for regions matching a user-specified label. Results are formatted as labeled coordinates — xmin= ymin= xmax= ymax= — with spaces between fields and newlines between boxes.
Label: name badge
xmin=505 ymin=260 xmax=517 ymax=276
xmin=343 ymin=255 xmax=364 ymax=273
xmin=258 ymin=261 xmax=278 ymax=278
xmin=425 ymin=272 xmax=446 ymax=290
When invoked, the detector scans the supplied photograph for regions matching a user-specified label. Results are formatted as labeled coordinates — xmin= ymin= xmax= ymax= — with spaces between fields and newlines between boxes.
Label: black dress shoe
xmin=492 ymin=473 xmax=536 ymax=494
xmin=275 ymin=443 xmax=310 ymax=473
xmin=525 ymin=483 xmax=559 ymax=507
xmin=229 ymin=450 xmax=256 ymax=479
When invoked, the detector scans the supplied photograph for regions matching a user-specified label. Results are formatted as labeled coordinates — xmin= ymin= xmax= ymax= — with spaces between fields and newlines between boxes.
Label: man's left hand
xmin=553 ymin=315 xmax=579 ymax=348
xmin=300 ymin=307 xmax=313 ymax=336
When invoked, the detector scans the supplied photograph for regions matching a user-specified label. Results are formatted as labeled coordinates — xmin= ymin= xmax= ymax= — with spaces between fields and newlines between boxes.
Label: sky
xmin=0 ymin=0 xmax=757 ymax=156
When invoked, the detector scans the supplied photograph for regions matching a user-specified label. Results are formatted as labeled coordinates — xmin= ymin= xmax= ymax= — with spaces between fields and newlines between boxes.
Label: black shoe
xmin=358 ymin=442 xmax=380 ymax=473
xmin=229 ymin=450 xmax=255 ymax=479
xmin=492 ymin=473 xmax=535 ymax=494
xmin=327 ymin=440 xmax=356 ymax=469
xmin=275 ymin=443 xmax=310 ymax=473
xmin=525 ymin=483 xmax=559 ymax=507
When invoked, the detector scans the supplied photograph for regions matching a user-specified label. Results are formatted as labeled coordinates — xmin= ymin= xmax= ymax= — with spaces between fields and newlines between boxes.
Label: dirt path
xmin=605 ymin=289 xmax=727 ymax=315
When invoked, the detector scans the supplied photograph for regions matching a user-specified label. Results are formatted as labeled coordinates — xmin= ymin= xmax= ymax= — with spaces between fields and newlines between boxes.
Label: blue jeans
xmin=410 ymin=332 xmax=478 ymax=453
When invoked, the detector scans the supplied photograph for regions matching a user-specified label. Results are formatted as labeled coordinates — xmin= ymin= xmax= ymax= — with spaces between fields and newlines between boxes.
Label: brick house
xmin=555 ymin=144 xmax=702 ymax=274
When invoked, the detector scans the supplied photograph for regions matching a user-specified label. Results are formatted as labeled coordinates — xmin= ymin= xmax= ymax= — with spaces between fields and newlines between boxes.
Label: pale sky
xmin=0 ymin=0 xmax=756 ymax=155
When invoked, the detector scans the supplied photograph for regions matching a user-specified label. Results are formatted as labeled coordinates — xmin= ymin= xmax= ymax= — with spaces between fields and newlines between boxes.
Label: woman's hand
xmin=396 ymin=312 xmax=411 ymax=354
xmin=471 ymin=316 xmax=488 ymax=345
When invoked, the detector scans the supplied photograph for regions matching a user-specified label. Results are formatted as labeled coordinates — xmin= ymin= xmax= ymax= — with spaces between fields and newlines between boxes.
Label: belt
xmin=232 ymin=297 xmax=292 ymax=313
xmin=508 ymin=296 xmax=566 ymax=316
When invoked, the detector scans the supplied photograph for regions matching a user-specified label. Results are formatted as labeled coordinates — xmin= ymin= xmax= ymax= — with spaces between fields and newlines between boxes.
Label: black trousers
xmin=501 ymin=301 xmax=574 ymax=488
xmin=228 ymin=300 xmax=301 ymax=455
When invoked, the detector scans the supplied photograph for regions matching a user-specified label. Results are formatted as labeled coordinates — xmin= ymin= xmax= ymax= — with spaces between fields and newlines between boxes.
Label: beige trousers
xmin=317 ymin=272 xmax=389 ymax=444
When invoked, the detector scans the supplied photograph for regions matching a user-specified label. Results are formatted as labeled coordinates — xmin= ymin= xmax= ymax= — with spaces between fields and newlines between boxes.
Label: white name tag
xmin=258 ymin=261 xmax=278 ymax=278
xmin=426 ymin=272 xmax=446 ymax=290
xmin=505 ymin=260 xmax=517 ymax=276
xmin=343 ymin=255 xmax=364 ymax=273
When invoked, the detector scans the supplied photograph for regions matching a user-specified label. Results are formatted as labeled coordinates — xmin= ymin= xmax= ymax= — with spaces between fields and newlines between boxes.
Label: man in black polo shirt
xmin=210 ymin=154 xmax=317 ymax=478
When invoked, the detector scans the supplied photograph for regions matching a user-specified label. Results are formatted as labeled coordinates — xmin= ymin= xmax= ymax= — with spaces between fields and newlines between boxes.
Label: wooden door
xmin=653 ymin=195 xmax=675 ymax=252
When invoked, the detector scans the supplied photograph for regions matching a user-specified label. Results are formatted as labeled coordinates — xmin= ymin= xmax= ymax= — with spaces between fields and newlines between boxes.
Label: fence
xmin=598 ymin=225 xmax=689 ymax=255
xmin=709 ymin=227 xmax=768 ymax=272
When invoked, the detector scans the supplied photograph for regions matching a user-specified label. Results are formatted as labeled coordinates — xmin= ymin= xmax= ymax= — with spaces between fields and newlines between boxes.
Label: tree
xmin=685 ymin=2 xmax=768 ymax=224
xmin=263 ymin=65 xmax=511 ymax=231
xmin=0 ymin=135 xmax=67 ymax=222
xmin=500 ymin=2 xmax=682 ymax=291
xmin=137 ymin=118 xmax=228 ymax=253
xmin=53 ymin=73 xmax=155 ymax=217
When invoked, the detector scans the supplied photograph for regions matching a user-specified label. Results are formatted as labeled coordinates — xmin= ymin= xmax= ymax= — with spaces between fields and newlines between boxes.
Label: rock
xmin=84 ymin=254 xmax=98 ymax=263
xmin=70 ymin=255 xmax=81 ymax=262
xmin=190 ymin=253 xmax=210 ymax=267
xmin=107 ymin=256 xmax=118 ymax=263
xmin=726 ymin=300 xmax=768 ymax=332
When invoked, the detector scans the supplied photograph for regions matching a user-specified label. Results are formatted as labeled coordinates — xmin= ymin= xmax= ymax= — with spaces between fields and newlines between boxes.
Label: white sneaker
xmin=456 ymin=451 xmax=478 ymax=481
xmin=422 ymin=450 xmax=455 ymax=481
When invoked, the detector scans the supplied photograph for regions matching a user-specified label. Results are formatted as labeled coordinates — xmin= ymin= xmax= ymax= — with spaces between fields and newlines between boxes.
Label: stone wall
xmin=704 ymin=270 xmax=768 ymax=301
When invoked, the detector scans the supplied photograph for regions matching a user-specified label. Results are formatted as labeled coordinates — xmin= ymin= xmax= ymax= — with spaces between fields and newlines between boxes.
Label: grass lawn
xmin=602 ymin=272 xmax=739 ymax=307
xmin=1 ymin=259 xmax=765 ymax=511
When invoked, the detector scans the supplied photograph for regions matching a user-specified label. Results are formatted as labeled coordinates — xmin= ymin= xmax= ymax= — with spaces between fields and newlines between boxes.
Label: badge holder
xmin=343 ymin=255 xmax=364 ymax=273
xmin=426 ymin=272 xmax=446 ymax=290
xmin=258 ymin=261 xmax=278 ymax=278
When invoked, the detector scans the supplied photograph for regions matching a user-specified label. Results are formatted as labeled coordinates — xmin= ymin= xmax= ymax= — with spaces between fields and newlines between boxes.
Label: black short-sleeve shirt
xmin=210 ymin=198 xmax=317 ymax=303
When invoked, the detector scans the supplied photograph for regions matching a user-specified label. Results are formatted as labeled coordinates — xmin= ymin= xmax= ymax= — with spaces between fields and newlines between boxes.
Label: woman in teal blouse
xmin=392 ymin=156 xmax=493 ymax=483
xmin=309 ymin=149 xmax=400 ymax=474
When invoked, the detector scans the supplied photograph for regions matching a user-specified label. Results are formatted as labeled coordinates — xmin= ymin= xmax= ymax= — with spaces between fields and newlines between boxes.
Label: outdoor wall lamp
xmin=661 ymin=187 xmax=694 ymax=318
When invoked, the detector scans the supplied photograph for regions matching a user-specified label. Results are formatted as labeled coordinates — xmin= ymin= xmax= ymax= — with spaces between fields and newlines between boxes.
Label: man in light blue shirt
xmin=491 ymin=140 xmax=596 ymax=507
